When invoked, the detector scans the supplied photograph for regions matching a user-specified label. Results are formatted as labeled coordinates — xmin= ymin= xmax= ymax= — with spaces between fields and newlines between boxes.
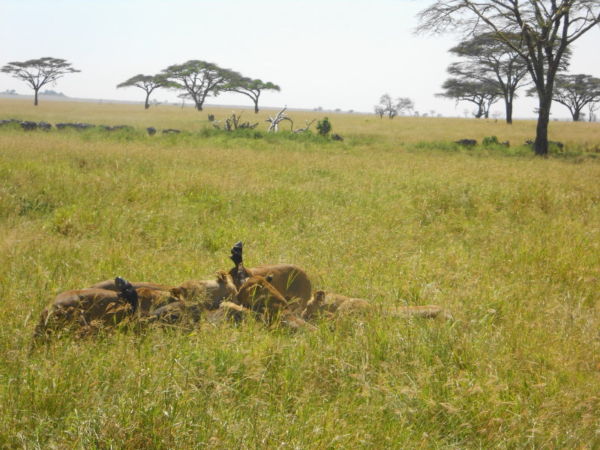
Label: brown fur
xmin=206 ymin=301 xmax=252 ymax=324
xmin=145 ymin=301 xmax=202 ymax=325
xmin=235 ymin=275 xmax=288 ymax=315
xmin=229 ymin=263 xmax=312 ymax=308
xmin=233 ymin=275 xmax=315 ymax=330
xmin=34 ymin=288 xmax=133 ymax=339
xmin=34 ymin=287 xmax=181 ymax=339
xmin=169 ymin=270 xmax=237 ymax=310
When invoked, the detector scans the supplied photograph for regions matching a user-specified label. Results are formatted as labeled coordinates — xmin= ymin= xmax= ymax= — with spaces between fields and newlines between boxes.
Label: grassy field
xmin=1 ymin=98 xmax=599 ymax=448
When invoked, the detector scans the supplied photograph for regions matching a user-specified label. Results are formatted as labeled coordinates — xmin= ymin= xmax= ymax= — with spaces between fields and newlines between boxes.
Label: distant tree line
xmin=117 ymin=60 xmax=280 ymax=113
xmin=1 ymin=58 xmax=280 ymax=113
xmin=372 ymin=30 xmax=600 ymax=126
xmin=435 ymin=32 xmax=600 ymax=124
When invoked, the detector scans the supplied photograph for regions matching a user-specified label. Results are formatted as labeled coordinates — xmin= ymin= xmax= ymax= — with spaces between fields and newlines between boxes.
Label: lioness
xmin=91 ymin=271 xmax=237 ymax=311
xmin=233 ymin=274 xmax=314 ymax=330
xmin=227 ymin=241 xmax=312 ymax=309
xmin=34 ymin=277 xmax=139 ymax=339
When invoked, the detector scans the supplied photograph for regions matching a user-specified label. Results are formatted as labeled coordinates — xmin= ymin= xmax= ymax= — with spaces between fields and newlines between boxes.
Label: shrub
xmin=316 ymin=117 xmax=332 ymax=136
xmin=482 ymin=136 xmax=499 ymax=146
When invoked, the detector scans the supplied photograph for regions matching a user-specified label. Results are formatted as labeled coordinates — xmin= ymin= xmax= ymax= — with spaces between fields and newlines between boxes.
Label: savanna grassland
xmin=1 ymin=98 xmax=599 ymax=448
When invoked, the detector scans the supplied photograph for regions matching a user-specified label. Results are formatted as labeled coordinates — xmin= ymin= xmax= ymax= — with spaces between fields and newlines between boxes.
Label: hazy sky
xmin=1 ymin=0 xmax=599 ymax=119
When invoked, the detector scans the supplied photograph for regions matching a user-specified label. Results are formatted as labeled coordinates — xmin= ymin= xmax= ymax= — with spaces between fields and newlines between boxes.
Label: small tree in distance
xmin=397 ymin=97 xmax=415 ymax=116
xmin=1 ymin=57 xmax=80 ymax=106
xmin=117 ymin=74 xmax=173 ymax=109
xmin=549 ymin=74 xmax=600 ymax=122
xmin=437 ymin=76 xmax=500 ymax=118
xmin=224 ymin=77 xmax=280 ymax=113
xmin=375 ymin=94 xmax=415 ymax=119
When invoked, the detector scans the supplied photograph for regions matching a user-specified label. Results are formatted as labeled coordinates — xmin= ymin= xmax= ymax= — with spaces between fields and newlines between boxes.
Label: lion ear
xmin=265 ymin=273 xmax=274 ymax=283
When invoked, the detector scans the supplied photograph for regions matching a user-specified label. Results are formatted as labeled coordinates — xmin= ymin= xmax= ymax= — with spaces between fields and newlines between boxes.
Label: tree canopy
xmin=162 ymin=60 xmax=240 ymax=111
xmin=375 ymin=94 xmax=414 ymax=119
xmin=117 ymin=74 xmax=173 ymax=109
xmin=437 ymin=76 xmax=500 ymax=118
xmin=1 ymin=57 xmax=80 ymax=106
xmin=548 ymin=74 xmax=600 ymax=121
xmin=448 ymin=33 xmax=529 ymax=124
xmin=224 ymin=77 xmax=280 ymax=113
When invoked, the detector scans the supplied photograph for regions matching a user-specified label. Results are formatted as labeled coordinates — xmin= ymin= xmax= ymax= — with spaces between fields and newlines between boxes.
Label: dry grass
xmin=1 ymin=99 xmax=599 ymax=448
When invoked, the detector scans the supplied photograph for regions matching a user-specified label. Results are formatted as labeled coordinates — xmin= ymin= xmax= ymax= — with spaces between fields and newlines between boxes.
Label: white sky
xmin=1 ymin=0 xmax=599 ymax=119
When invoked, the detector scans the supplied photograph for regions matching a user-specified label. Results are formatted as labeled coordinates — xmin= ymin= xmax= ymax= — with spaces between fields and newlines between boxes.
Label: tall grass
xmin=0 ymin=99 xmax=599 ymax=447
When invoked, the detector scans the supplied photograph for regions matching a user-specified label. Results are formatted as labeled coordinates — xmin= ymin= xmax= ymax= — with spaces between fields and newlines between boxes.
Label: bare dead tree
xmin=266 ymin=107 xmax=293 ymax=132
xmin=293 ymin=119 xmax=316 ymax=133
xmin=213 ymin=112 xmax=258 ymax=131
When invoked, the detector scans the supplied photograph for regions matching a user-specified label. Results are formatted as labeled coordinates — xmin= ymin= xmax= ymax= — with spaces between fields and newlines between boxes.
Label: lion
xmin=229 ymin=274 xmax=315 ymax=330
xmin=90 ymin=270 xmax=238 ymax=311
xmin=227 ymin=241 xmax=312 ymax=309
xmin=34 ymin=277 xmax=138 ymax=340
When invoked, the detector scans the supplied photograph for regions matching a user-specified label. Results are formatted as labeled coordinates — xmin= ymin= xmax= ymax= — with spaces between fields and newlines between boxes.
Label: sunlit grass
xmin=0 ymin=99 xmax=599 ymax=447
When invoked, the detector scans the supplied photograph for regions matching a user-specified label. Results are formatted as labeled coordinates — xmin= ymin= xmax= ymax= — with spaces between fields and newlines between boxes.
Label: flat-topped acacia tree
xmin=224 ymin=77 xmax=281 ymax=113
xmin=417 ymin=0 xmax=600 ymax=155
xmin=437 ymin=76 xmax=500 ymax=118
xmin=162 ymin=60 xmax=240 ymax=111
xmin=449 ymin=33 xmax=530 ymax=124
xmin=117 ymin=74 xmax=173 ymax=109
xmin=551 ymin=74 xmax=600 ymax=122
xmin=1 ymin=57 xmax=80 ymax=106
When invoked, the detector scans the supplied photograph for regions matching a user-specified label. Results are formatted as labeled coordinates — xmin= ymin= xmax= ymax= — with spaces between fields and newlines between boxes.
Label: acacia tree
xmin=116 ymin=74 xmax=172 ymax=109
xmin=162 ymin=60 xmax=239 ymax=111
xmin=437 ymin=76 xmax=500 ymax=118
xmin=417 ymin=0 xmax=600 ymax=155
xmin=378 ymin=94 xmax=397 ymax=118
xmin=449 ymin=33 xmax=529 ymax=124
xmin=376 ymin=94 xmax=414 ymax=119
xmin=224 ymin=77 xmax=280 ymax=113
xmin=1 ymin=57 xmax=80 ymax=106
xmin=374 ymin=105 xmax=386 ymax=118
xmin=552 ymin=74 xmax=600 ymax=121
xmin=397 ymin=97 xmax=415 ymax=116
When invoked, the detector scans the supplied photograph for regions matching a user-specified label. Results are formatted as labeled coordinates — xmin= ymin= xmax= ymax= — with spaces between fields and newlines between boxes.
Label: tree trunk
xmin=254 ymin=101 xmax=259 ymax=114
xmin=534 ymin=95 xmax=552 ymax=156
xmin=195 ymin=102 xmax=203 ymax=111
xmin=144 ymin=92 xmax=150 ymax=110
xmin=572 ymin=109 xmax=580 ymax=122
xmin=474 ymin=104 xmax=484 ymax=118
xmin=505 ymin=99 xmax=513 ymax=124
xmin=34 ymin=88 xmax=39 ymax=106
